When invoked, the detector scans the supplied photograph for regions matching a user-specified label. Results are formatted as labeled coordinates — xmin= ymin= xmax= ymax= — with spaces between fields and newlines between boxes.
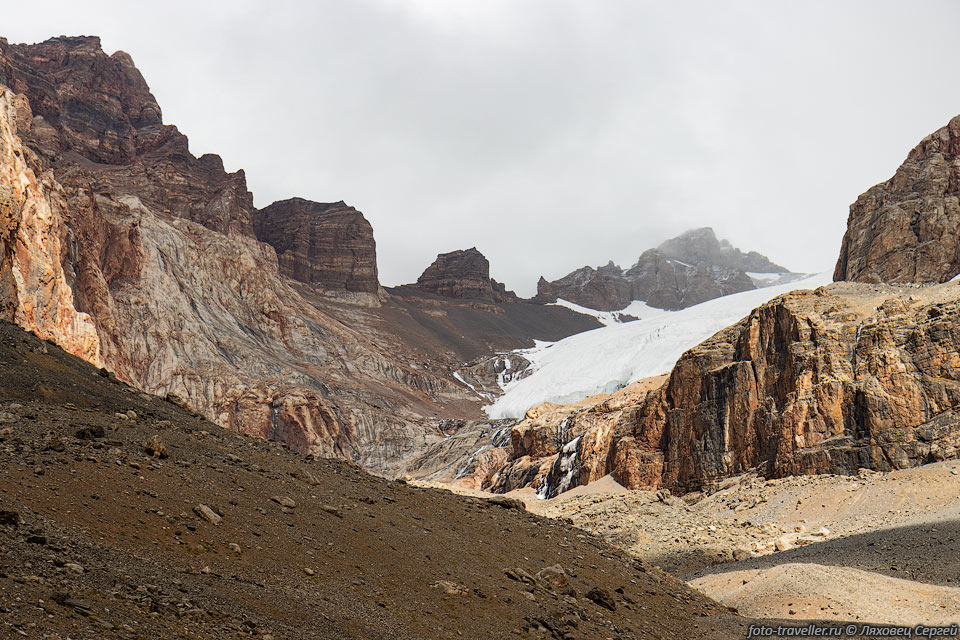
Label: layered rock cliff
xmin=0 ymin=37 xmax=467 ymax=474
xmin=835 ymin=115 xmax=960 ymax=284
xmin=537 ymin=228 xmax=788 ymax=311
xmin=0 ymin=36 xmax=254 ymax=237
xmin=254 ymin=198 xmax=380 ymax=295
xmin=414 ymin=247 xmax=518 ymax=303
xmin=0 ymin=36 xmax=160 ymax=165
xmin=0 ymin=35 xmax=601 ymax=477
xmin=484 ymin=281 xmax=960 ymax=496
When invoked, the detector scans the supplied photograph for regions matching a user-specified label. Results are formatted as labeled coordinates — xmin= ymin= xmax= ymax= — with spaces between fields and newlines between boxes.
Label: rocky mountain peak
xmin=536 ymin=229 xmax=787 ymax=311
xmin=0 ymin=35 xmax=163 ymax=164
xmin=0 ymin=36 xmax=256 ymax=237
xmin=254 ymin=198 xmax=379 ymax=294
xmin=597 ymin=260 xmax=622 ymax=275
xmin=415 ymin=248 xmax=517 ymax=303
xmin=658 ymin=227 xmax=788 ymax=273
xmin=835 ymin=114 xmax=960 ymax=284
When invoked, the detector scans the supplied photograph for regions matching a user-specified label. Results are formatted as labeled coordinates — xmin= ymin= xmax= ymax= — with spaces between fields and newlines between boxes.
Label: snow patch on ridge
xmin=485 ymin=272 xmax=832 ymax=419
xmin=452 ymin=370 xmax=476 ymax=391
xmin=549 ymin=298 xmax=666 ymax=326
xmin=746 ymin=272 xmax=811 ymax=288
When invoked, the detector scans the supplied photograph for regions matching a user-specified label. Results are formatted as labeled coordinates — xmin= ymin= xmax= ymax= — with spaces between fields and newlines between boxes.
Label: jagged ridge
xmin=536 ymin=227 xmax=789 ymax=311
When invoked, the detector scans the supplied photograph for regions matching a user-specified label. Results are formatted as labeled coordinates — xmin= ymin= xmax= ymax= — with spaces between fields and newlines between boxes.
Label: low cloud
xmin=7 ymin=0 xmax=960 ymax=295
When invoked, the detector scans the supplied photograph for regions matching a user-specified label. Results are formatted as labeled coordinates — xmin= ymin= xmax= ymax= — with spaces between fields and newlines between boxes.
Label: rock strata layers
xmin=0 ymin=37 xmax=462 ymax=475
xmin=835 ymin=114 xmax=960 ymax=284
xmin=0 ymin=35 xmax=599 ymax=477
xmin=414 ymin=247 xmax=518 ymax=302
xmin=537 ymin=228 xmax=786 ymax=311
xmin=254 ymin=198 xmax=379 ymax=294
xmin=0 ymin=36 xmax=255 ymax=237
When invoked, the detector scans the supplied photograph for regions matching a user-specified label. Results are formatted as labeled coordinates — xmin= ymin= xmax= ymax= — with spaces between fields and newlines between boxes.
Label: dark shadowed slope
xmin=0 ymin=320 xmax=756 ymax=639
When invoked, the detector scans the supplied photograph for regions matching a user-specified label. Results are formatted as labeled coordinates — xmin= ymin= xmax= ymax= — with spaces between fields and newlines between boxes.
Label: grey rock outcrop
xmin=537 ymin=228 xmax=785 ymax=311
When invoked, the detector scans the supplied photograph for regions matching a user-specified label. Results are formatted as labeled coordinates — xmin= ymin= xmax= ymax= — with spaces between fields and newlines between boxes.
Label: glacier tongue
xmin=485 ymin=272 xmax=832 ymax=419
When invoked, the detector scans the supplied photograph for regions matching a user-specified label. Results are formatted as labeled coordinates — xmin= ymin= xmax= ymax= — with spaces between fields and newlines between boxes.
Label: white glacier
xmin=745 ymin=271 xmax=811 ymax=288
xmin=485 ymin=272 xmax=832 ymax=419
xmin=549 ymin=298 xmax=668 ymax=326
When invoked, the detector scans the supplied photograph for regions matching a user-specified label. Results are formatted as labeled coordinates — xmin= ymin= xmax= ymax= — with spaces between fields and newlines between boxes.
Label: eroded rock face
xmin=485 ymin=282 xmax=960 ymax=496
xmin=535 ymin=262 xmax=632 ymax=310
xmin=537 ymin=228 xmax=783 ymax=311
xmin=415 ymin=247 xmax=518 ymax=302
xmin=254 ymin=198 xmax=379 ymax=294
xmin=0 ymin=36 xmax=599 ymax=479
xmin=0 ymin=36 xmax=255 ymax=237
xmin=484 ymin=378 xmax=664 ymax=495
xmin=0 ymin=38 xmax=470 ymax=476
xmin=835 ymin=115 xmax=960 ymax=284
xmin=0 ymin=36 xmax=160 ymax=165
xmin=0 ymin=85 xmax=100 ymax=364
xmin=625 ymin=249 xmax=757 ymax=310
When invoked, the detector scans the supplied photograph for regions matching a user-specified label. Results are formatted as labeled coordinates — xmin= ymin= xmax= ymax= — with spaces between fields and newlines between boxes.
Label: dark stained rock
xmin=835 ymin=114 xmax=960 ymax=284
xmin=415 ymin=248 xmax=518 ymax=303
xmin=586 ymin=587 xmax=616 ymax=611
xmin=254 ymin=198 xmax=379 ymax=294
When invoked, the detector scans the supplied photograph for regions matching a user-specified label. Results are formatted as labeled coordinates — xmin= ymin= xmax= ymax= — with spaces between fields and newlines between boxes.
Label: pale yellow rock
xmin=0 ymin=87 xmax=100 ymax=364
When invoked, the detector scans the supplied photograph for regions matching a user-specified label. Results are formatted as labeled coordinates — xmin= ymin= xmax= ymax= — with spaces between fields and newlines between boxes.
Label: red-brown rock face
xmin=835 ymin=114 xmax=960 ymax=284
xmin=0 ymin=38 xmax=460 ymax=475
xmin=415 ymin=247 xmax=517 ymax=303
xmin=0 ymin=36 xmax=255 ymax=237
xmin=486 ymin=282 xmax=960 ymax=496
xmin=0 ymin=36 xmax=600 ymax=478
xmin=0 ymin=36 xmax=160 ymax=165
xmin=254 ymin=198 xmax=379 ymax=294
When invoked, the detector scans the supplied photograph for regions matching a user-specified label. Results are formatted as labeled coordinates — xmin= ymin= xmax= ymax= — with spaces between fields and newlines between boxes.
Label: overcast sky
xmin=7 ymin=1 xmax=960 ymax=295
